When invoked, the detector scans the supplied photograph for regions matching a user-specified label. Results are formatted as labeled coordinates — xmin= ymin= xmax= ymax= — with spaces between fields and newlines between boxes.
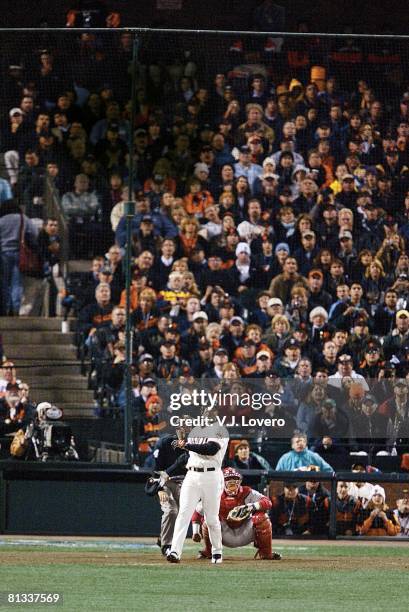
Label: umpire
xmin=153 ymin=426 xmax=188 ymax=556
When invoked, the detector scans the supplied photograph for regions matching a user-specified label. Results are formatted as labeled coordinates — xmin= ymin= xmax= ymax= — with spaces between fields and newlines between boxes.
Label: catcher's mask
xmin=223 ymin=467 xmax=242 ymax=496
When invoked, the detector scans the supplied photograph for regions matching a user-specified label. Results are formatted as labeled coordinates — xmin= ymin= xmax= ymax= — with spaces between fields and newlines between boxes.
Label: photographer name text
xmin=170 ymin=415 xmax=286 ymax=428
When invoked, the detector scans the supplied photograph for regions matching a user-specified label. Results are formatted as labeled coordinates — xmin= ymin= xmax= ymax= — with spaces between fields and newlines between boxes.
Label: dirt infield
xmin=2 ymin=549 xmax=409 ymax=571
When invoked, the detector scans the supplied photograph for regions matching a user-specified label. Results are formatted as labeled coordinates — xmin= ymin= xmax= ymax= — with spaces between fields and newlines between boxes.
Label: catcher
xmin=193 ymin=467 xmax=281 ymax=560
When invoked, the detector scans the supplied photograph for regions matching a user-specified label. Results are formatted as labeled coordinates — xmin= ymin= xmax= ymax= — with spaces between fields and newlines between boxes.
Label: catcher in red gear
xmin=193 ymin=467 xmax=281 ymax=560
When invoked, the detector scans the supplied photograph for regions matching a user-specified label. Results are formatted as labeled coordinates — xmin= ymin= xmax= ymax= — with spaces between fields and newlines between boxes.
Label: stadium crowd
xmin=0 ymin=29 xmax=409 ymax=476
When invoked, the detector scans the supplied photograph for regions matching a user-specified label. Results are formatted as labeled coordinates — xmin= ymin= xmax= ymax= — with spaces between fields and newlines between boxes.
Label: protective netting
xmin=0 ymin=30 xmax=409 ymax=466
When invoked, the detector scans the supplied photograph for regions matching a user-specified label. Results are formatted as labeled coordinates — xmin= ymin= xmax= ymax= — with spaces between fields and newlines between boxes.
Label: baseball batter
xmin=193 ymin=468 xmax=282 ymax=560
xmin=167 ymin=418 xmax=229 ymax=564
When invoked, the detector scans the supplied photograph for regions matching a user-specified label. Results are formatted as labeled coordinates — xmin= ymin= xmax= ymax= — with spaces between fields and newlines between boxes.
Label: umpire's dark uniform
xmin=153 ymin=434 xmax=187 ymax=552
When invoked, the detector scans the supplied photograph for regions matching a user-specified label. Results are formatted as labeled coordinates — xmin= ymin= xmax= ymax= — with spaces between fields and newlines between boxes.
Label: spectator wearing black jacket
xmin=373 ymin=290 xmax=398 ymax=337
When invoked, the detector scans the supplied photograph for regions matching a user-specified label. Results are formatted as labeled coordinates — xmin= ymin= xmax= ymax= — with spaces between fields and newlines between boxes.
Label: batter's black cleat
xmin=271 ymin=552 xmax=282 ymax=560
xmin=161 ymin=545 xmax=171 ymax=557
xmin=211 ymin=554 xmax=223 ymax=564
xmin=167 ymin=551 xmax=180 ymax=563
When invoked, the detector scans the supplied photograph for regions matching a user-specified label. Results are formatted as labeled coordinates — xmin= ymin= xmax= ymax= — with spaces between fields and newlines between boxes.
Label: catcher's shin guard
xmin=198 ymin=521 xmax=212 ymax=559
xmin=252 ymin=513 xmax=279 ymax=560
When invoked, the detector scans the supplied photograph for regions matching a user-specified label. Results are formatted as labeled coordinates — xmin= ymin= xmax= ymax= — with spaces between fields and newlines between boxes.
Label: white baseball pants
xmin=171 ymin=469 xmax=224 ymax=558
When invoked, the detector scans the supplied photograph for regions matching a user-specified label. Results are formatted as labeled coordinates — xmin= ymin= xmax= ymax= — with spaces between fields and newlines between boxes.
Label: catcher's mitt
xmin=227 ymin=504 xmax=253 ymax=522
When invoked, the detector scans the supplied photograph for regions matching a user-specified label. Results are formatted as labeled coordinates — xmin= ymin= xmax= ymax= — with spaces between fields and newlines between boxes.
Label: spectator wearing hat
xmin=234 ymin=145 xmax=263 ymax=191
xmin=89 ymin=100 xmax=129 ymax=147
xmin=220 ymin=316 xmax=246 ymax=359
xmin=137 ymin=353 xmax=156 ymax=381
xmin=307 ymin=269 xmax=333 ymax=312
xmin=119 ymin=376 xmax=158 ymax=429
xmin=270 ymin=482 xmax=311 ymax=536
xmin=191 ymin=338 xmax=214 ymax=377
xmin=229 ymin=242 xmax=255 ymax=297
xmin=293 ymin=229 xmax=319 ymax=276
xmin=357 ymin=341 xmax=385 ymax=378
xmin=199 ymin=252 xmax=233 ymax=296
xmin=298 ymin=478 xmax=331 ymax=536
xmin=335 ymin=174 xmax=358 ymax=211
xmin=337 ymin=228 xmax=358 ymax=278
xmin=273 ymin=338 xmax=302 ymax=378
xmin=231 ymin=440 xmax=268 ymax=471
xmin=253 ymin=350 xmax=274 ymax=378
xmin=234 ymin=338 xmax=258 ymax=376
xmin=275 ymin=432 xmax=333 ymax=472
xmin=116 ymin=193 xmax=178 ymax=249
xmin=328 ymin=353 xmax=369 ymax=391
xmin=252 ymin=171 xmax=280 ymax=210
xmin=309 ymin=306 xmax=332 ymax=351
xmin=94 ymin=121 xmax=128 ymax=173
xmin=131 ymin=214 xmax=161 ymax=257
xmin=201 ymin=347 xmax=229 ymax=380
xmin=156 ymin=341 xmax=188 ymax=382
xmin=349 ymin=394 xmax=389 ymax=455
xmin=357 ymin=485 xmax=400 ymax=536
xmin=266 ymin=242 xmax=290 ymax=279
xmin=383 ymin=310 xmax=409 ymax=360
xmin=180 ymin=310 xmax=209 ymax=359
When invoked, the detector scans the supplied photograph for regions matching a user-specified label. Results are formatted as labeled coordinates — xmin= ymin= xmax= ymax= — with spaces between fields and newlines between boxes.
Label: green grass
xmin=2 ymin=544 xmax=409 ymax=612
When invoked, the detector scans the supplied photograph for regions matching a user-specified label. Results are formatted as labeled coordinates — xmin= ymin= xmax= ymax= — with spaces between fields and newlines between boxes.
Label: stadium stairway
xmin=0 ymin=317 xmax=96 ymax=418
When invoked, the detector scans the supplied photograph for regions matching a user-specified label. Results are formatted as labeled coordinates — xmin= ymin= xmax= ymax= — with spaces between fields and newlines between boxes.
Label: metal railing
xmin=43 ymin=174 xmax=69 ymax=279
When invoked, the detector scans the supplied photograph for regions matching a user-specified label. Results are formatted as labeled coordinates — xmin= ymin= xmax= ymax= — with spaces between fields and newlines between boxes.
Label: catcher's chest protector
xmin=220 ymin=486 xmax=252 ymax=521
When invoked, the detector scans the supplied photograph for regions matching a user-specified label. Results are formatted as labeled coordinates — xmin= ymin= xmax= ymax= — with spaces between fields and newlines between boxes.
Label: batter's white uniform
xmin=170 ymin=424 xmax=229 ymax=559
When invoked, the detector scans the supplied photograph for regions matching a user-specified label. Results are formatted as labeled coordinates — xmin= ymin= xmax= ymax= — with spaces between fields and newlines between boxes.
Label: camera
xmin=27 ymin=403 xmax=79 ymax=462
